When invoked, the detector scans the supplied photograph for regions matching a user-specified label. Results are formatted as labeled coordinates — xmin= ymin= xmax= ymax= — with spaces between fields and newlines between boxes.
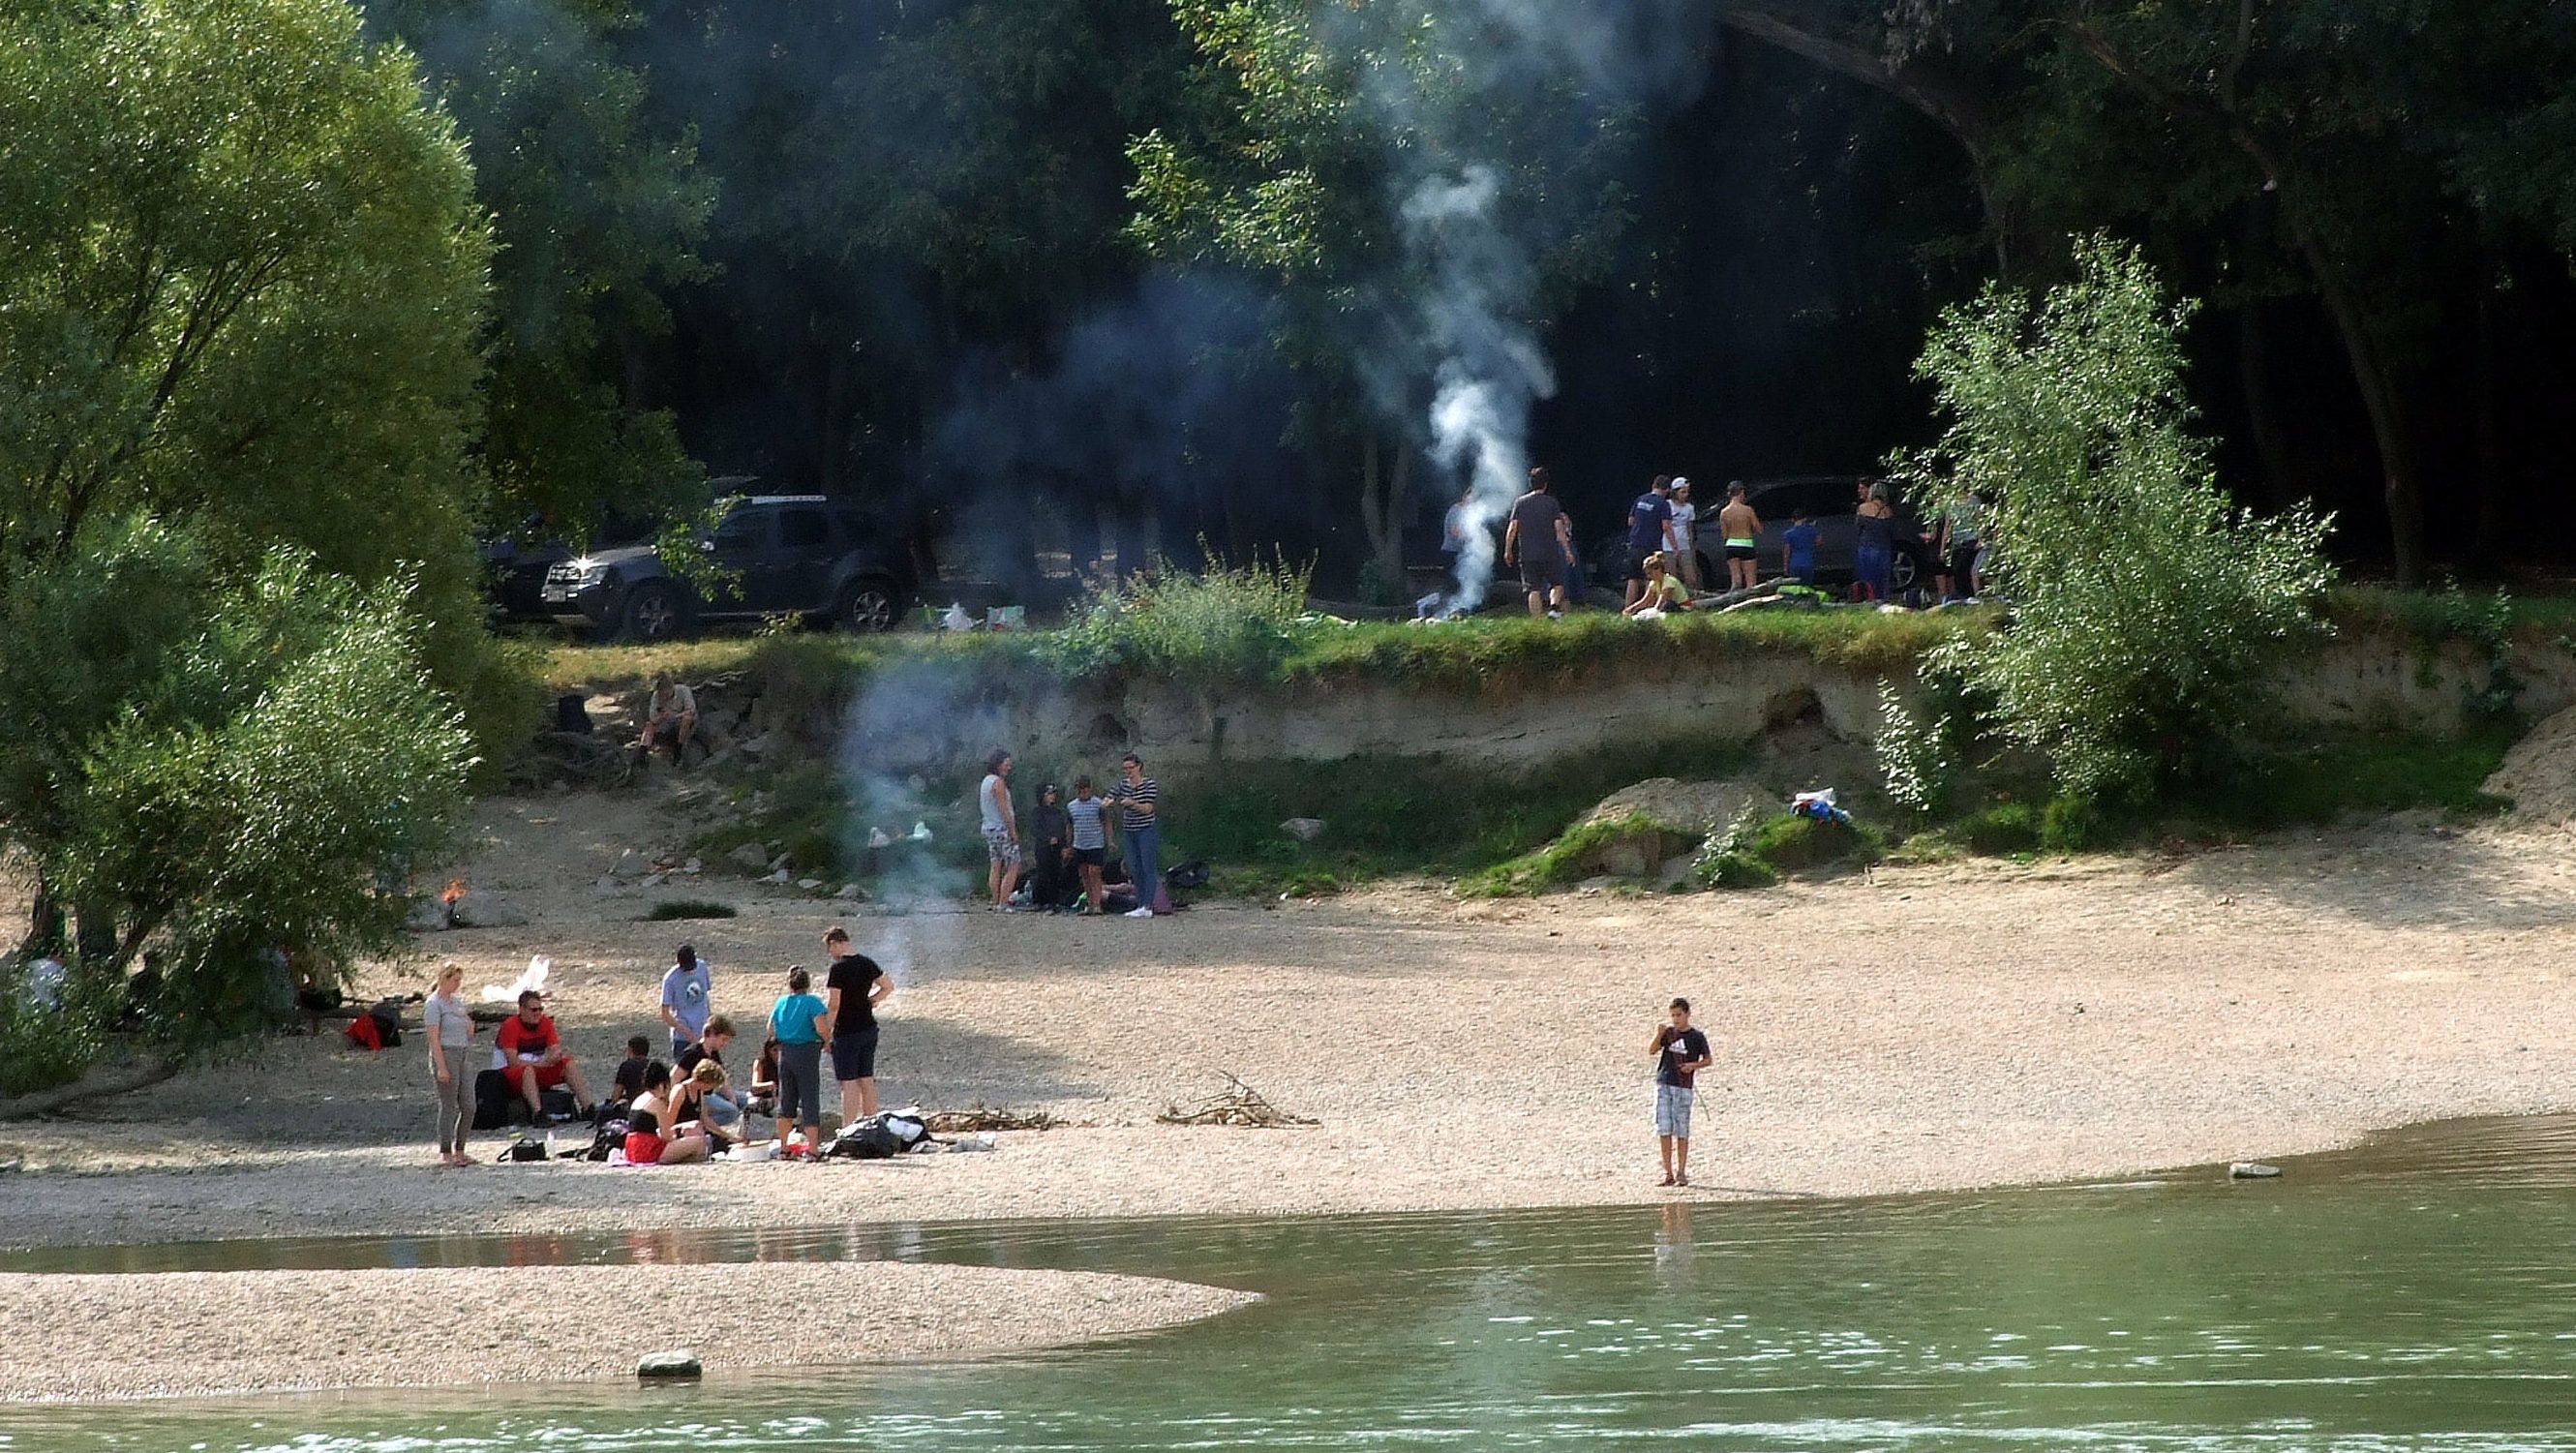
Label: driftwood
xmin=921 ymin=1105 xmax=1068 ymax=1134
xmin=1156 ymin=1072 xmax=1318 ymax=1129
xmin=0 ymin=1053 xmax=180 ymax=1119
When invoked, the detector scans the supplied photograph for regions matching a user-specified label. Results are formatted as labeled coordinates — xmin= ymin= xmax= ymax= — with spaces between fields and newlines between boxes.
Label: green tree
xmin=1128 ymin=0 xmax=1658 ymax=587
xmin=370 ymin=0 xmax=716 ymax=539
xmin=0 ymin=522 xmax=474 ymax=1090
xmin=0 ymin=0 xmax=518 ymax=741
xmin=1898 ymin=237 xmax=2333 ymax=804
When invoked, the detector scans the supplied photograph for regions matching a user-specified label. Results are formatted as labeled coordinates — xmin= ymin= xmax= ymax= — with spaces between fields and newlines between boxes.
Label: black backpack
xmin=1165 ymin=860 xmax=1210 ymax=891
xmin=366 ymin=999 xmax=404 ymax=1049
xmin=470 ymin=1069 xmax=513 ymax=1131
xmin=586 ymin=1117 xmax=630 ymax=1162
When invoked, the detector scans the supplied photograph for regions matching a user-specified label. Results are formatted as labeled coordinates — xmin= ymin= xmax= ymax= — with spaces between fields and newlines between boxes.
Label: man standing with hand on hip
xmin=1650 ymin=997 xmax=1712 ymax=1187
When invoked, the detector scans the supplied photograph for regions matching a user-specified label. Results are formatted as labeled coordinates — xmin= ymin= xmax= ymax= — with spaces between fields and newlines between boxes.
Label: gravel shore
xmin=5 ymin=797 xmax=2574 ymax=1252
xmin=0 ymin=1261 xmax=1256 ymax=1402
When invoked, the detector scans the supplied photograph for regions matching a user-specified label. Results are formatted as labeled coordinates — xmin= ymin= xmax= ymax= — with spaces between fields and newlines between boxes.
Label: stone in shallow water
xmin=2228 ymin=1162 xmax=2283 ymax=1180
xmin=636 ymin=1348 xmax=702 ymax=1380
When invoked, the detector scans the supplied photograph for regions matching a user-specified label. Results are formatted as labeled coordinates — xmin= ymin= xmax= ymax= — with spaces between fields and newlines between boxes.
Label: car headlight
xmin=571 ymin=559 xmax=612 ymax=588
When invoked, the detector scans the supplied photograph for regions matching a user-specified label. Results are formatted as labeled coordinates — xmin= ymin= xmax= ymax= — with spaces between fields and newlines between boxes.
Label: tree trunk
xmin=1355 ymin=434 xmax=1411 ymax=603
xmin=2237 ymin=300 xmax=2299 ymax=514
xmin=2471 ymin=249 xmax=2508 ymax=560
xmin=2298 ymin=236 xmax=2425 ymax=584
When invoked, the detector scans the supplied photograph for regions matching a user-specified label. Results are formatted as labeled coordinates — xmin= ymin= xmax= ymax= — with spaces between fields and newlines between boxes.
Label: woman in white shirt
xmin=425 ymin=963 xmax=476 ymax=1167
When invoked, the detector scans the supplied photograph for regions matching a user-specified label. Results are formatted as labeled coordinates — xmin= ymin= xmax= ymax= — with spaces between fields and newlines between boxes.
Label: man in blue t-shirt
xmin=659 ymin=944 xmax=713 ymax=1059
xmin=1623 ymin=475 xmax=1678 ymax=611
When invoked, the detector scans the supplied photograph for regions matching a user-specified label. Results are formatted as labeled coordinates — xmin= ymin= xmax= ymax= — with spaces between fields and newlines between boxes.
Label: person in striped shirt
xmin=1109 ymin=752 xmax=1162 ymax=919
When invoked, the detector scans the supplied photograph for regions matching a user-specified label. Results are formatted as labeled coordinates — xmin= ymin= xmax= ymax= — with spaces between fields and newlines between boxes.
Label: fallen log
xmin=0 ymin=1053 xmax=181 ymax=1120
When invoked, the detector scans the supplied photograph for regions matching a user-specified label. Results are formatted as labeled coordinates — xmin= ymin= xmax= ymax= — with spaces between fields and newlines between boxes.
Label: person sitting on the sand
xmin=495 ymin=989 xmax=594 ymax=1122
xmin=611 ymin=1034 xmax=652 ymax=1105
xmin=670 ymin=1058 xmax=741 ymax=1149
xmin=747 ymin=1033 xmax=782 ymax=1118
xmin=676 ymin=1015 xmax=743 ymax=1137
xmin=623 ymin=1062 xmax=710 ymax=1165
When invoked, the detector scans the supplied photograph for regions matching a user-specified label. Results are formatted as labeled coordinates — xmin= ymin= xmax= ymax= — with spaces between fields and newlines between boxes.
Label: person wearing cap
xmin=1668 ymin=478 xmax=1702 ymax=592
xmin=660 ymin=943 xmax=714 ymax=1060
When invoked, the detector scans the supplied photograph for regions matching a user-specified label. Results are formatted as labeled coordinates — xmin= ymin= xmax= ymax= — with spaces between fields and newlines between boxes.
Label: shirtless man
xmin=1716 ymin=482 xmax=1763 ymax=591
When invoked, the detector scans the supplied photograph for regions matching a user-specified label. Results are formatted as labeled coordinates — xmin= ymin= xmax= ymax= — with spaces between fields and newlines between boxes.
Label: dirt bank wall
xmin=829 ymin=628 xmax=2573 ymax=776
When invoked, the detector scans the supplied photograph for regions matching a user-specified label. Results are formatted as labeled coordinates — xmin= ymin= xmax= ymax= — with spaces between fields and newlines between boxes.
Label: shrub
xmin=1900 ymin=236 xmax=2335 ymax=806
xmin=2040 ymin=795 xmax=2106 ymax=852
xmin=1045 ymin=547 xmax=1315 ymax=682
xmin=1692 ymin=808 xmax=1776 ymax=891
xmin=1955 ymin=801 xmax=2041 ymax=855
xmin=646 ymin=900 xmax=738 ymax=921
xmin=1742 ymin=811 xmax=1885 ymax=872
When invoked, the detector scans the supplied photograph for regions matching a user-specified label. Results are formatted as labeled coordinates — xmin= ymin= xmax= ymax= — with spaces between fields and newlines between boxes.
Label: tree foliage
xmin=371 ymin=0 xmax=715 ymax=538
xmin=1 ymin=522 xmax=474 ymax=1078
xmin=1903 ymin=237 xmax=2334 ymax=803
xmin=0 ymin=0 xmax=494 ymax=1081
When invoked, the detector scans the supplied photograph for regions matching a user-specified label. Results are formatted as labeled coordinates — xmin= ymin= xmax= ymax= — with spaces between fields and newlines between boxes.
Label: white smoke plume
xmin=1351 ymin=0 xmax=1716 ymax=613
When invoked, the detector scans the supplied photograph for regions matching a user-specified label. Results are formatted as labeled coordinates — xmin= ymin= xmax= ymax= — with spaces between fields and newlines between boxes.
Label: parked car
xmin=1591 ymin=475 xmax=1937 ymax=593
xmin=542 ymin=495 xmax=916 ymax=641
xmin=481 ymin=516 xmax=655 ymax=623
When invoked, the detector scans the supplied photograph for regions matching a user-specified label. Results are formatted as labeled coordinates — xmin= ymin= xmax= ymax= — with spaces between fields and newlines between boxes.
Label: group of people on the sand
xmin=421 ymin=926 xmax=894 ymax=1166
xmin=977 ymin=748 xmax=1168 ymax=917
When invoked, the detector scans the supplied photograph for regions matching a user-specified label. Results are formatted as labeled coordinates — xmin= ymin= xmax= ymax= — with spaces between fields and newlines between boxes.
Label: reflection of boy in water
xmin=1649 ymin=998 xmax=1712 ymax=1188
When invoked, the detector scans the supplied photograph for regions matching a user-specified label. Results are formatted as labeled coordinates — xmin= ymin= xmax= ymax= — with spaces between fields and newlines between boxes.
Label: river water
xmin=6 ymin=1115 xmax=2575 ymax=1452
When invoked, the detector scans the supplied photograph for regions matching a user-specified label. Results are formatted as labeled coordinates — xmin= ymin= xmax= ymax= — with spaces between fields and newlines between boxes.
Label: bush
xmin=1955 ymin=801 xmax=2041 ymax=855
xmin=1900 ymin=236 xmax=2335 ymax=806
xmin=1045 ymin=548 xmax=1315 ymax=682
xmin=646 ymin=900 xmax=738 ymax=921
xmin=0 ymin=963 xmax=123 ymax=1098
xmin=1696 ymin=807 xmax=1883 ymax=888
xmin=2040 ymin=795 xmax=2106 ymax=852
xmin=1465 ymin=813 xmax=1688 ymax=897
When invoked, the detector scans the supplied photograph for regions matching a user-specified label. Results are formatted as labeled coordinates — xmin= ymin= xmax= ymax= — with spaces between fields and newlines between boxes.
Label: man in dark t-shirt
xmin=1503 ymin=465 xmax=1574 ymax=619
xmin=1648 ymin=997 xmax=1712 ymax=1187
xmin=1624 ymin=476 xmax=1678 ymax=609
xmin=823 ymin=926 xmax=894 ymax=1121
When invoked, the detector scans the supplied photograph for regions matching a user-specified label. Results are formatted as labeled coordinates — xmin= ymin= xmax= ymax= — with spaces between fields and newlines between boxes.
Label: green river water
xmin=5 ymin=1115 xmax=2575 ymax=1451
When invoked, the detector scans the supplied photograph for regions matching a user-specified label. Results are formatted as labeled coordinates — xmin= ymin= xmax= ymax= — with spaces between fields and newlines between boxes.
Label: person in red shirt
xmin=495 ymin=989 xmax=593 ymax=1121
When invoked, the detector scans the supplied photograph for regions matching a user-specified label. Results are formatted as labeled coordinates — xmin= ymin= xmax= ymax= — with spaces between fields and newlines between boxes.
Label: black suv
xmin=542 ymin=495 xmax=915 ymax=641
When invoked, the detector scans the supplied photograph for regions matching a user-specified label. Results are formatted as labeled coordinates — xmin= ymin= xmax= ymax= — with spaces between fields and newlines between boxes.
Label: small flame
xmin=440 ymin=878 xmax=467 ymax=908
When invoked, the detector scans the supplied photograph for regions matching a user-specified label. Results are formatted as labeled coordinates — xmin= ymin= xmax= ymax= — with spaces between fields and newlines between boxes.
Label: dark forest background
xmin=375 ymin=0 xmax=2576 ymax=593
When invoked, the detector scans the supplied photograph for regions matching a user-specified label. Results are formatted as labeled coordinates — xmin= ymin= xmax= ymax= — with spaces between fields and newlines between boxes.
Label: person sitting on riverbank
xmin=623 ymin=1062 xmax=711 ymax=1165
xmin=669 ymin=1057 xmax=741 ymax=1150
xmin=496 ymin=989 xmax=594 ymax=1122
xmin=612 ymin=1034 xmax=652 ymax=1105
xmin=637 ymin=672 xmax=699 ymax=768
xmin=1650 ymin=998 xmax=1712 ymax=1188
xmin=1623 ymin=553 xmax=1692 ymax=620
xmin=677 ymin=1015 xmax=744 ymax=1137
xmin=749 ymin=1034 xmax=781 ymax=1118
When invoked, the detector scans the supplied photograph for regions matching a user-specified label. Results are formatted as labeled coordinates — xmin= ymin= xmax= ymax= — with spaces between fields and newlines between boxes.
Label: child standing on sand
xmin=1650 ymin=998 xmax=1712 ymax=1187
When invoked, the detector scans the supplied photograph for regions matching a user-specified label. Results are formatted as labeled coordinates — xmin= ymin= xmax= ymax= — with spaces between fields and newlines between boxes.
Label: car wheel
xmin=619 ymin=582 xmax=691 ymax=642
xmin=836 ymin=579 xmax=899 ymax=634
xmin=1891 ymin=551 xmax=1920 ymax=592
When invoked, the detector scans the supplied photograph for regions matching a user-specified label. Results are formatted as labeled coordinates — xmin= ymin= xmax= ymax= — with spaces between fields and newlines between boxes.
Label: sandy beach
xmin=0 ymin=1260 xmax=1256 ymax=1402
xmin=5 ymin=790 xmax=2573 ymax=1253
